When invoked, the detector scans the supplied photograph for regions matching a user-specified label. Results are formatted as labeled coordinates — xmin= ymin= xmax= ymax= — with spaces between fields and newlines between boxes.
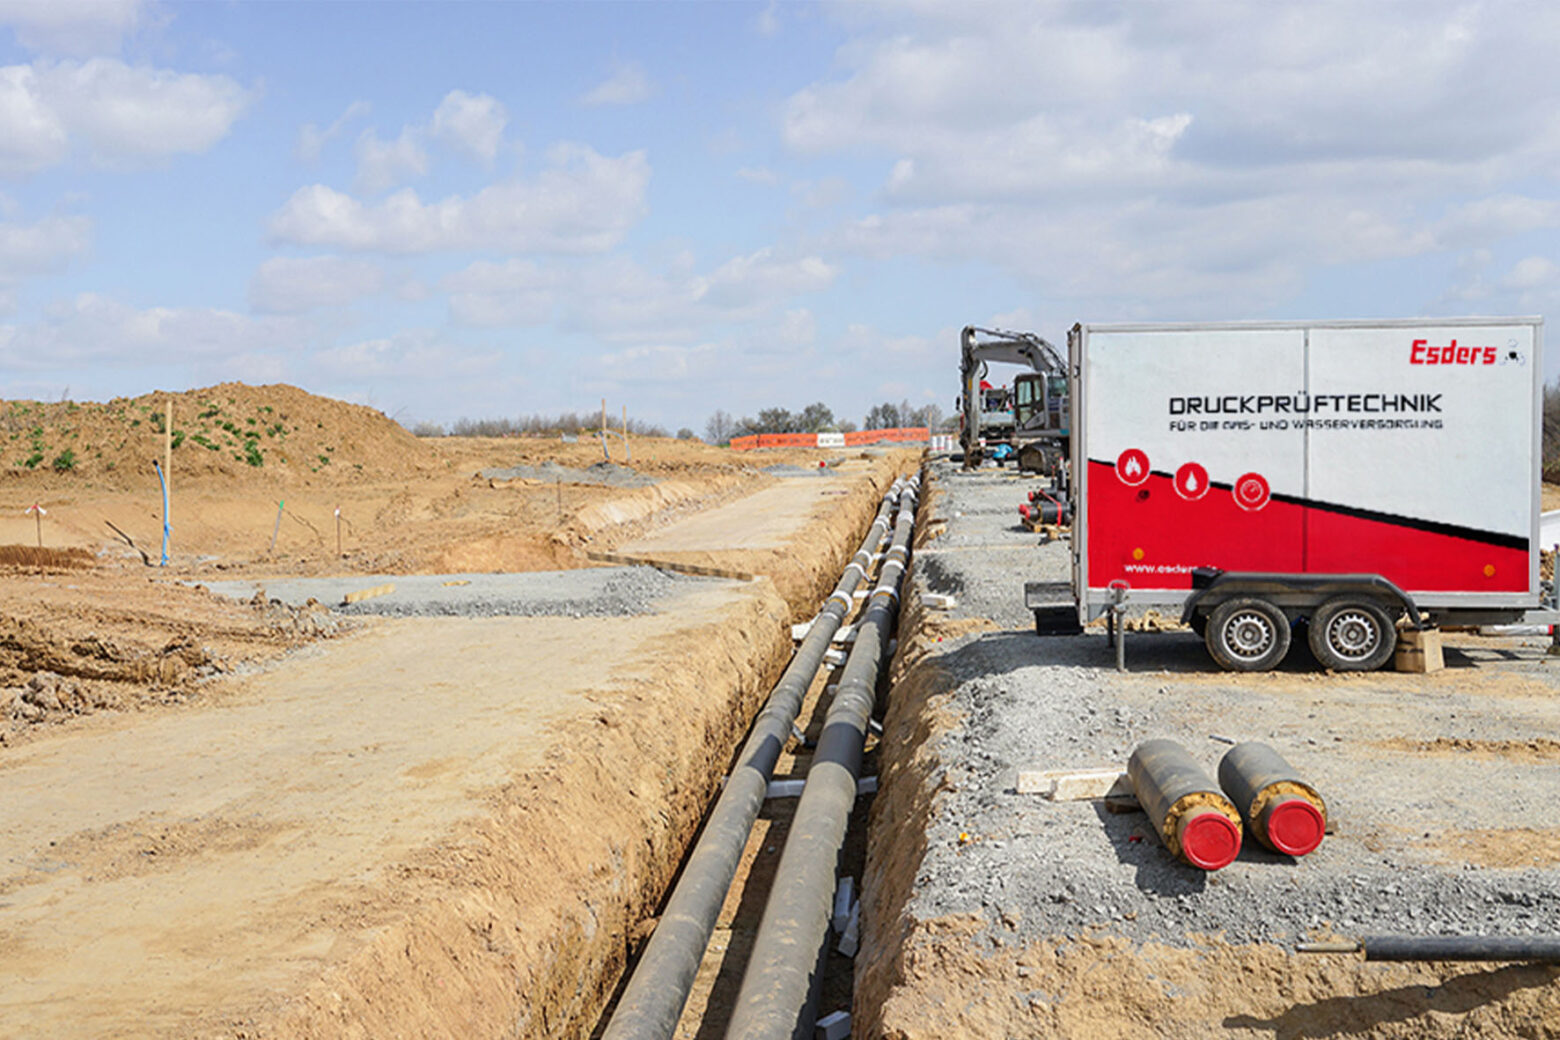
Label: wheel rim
xmin=1326 ymin=610 xmax=1379 ymax=661
xmin=1223 ymin=609 xmax=1275 ymax=660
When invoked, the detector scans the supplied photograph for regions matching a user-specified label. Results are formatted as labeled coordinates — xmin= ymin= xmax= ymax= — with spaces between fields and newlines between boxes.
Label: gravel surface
xmin=479 ymin=460 xmax=657 ymax=487
xmin=198 ymin=566 xmax=702 ymax=618
xmin=890 ymin=459 xmax=1560 ymax=949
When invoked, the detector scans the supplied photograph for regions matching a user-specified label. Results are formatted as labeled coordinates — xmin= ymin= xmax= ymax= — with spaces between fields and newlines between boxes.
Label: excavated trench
xmin=250 ymin=454 xmax=918 ymax=1040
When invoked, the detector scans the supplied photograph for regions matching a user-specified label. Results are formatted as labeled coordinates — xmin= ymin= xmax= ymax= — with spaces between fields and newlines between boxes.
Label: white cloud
xmin=779 ymin=2 xmax=1560 ymax=309
xmin=314 ymin=329 xmax=500 ymax=380
xmin=270 ymin=144 xmax=650 ymax=254
xmin=296 ymin=100 xmax=370 ymax=163
xmin=249 ymin=255 xmax=385 ymax=313
xmin=736 ymin=166 xmax=778 ymax=186
xmin=0 ymin=213 xmax=90 ymax=276
xmin=1504 ymin=256 xmax=1560 ymax=292
xmin=580 ymin=61 xmax=652 ymax=106
xmin=440 ymin=259 xmax=558 ymax=327
xmin=431 ymin=90 xmax=506 ymax=163
xmin=0 ymin=58 xmax=251 ymax=174
xmin=0 ymin=0 xmax=146 ymax=56
xmin=755 ymin=2 xmax=780 ymax=38
xmin=0 ymin=293 xmax=309 ymax=368
xmin=354 ymin=126 xmax=427 ymax=194
xmin=692 ymin=248 xmax=835 ymax=309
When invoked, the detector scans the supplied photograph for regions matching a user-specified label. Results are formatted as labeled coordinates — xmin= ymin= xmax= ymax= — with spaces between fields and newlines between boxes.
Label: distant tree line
xmin=409 ymin=413 xmax=670 ymax=438
xmin=703 ymin=400 xmax=951 ymax=445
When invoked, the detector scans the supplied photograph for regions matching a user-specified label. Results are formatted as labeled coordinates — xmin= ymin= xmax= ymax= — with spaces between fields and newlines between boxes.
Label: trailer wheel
xmin=1206 ymin=598 xmax=1291 ymax=672
xmin=1308 ymin=597 xmax=1395 ymax=671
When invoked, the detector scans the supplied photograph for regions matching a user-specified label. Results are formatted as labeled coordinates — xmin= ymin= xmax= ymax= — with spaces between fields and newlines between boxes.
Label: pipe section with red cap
xmin=1217 ymin=742 xmax=1327 ymax=857
xmin=1127 ymin=739 xmax=1243 ymax=870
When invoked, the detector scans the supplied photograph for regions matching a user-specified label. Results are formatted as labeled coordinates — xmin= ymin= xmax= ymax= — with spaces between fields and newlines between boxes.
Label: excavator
xmin=957 ymin=325 xmax=1070 ymax=473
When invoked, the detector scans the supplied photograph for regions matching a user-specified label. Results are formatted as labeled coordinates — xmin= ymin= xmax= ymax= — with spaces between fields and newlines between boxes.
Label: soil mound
xmin=0 ymin=382 xmax=436 ymax=490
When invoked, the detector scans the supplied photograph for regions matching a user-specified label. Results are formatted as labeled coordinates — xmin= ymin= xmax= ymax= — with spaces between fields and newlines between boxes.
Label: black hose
xmin=724 ymin=473 xmax=921 ymax=1040
xmin=599 ymin=477 xmax=908 ymax=1040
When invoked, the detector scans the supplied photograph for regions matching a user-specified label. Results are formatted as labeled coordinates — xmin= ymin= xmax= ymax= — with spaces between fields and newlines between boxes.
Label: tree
xmin=797 ymin=401 xmax=836 ymax=432
xmin=755 ymin=407 xmax=797 ymax=433
xmin=864 ymin=402 xmax=901 ymax=429
xmin=705 ymin=409 xmax=737 ymax=444
xmin=676 ymin=427 xmax=696 ymax=440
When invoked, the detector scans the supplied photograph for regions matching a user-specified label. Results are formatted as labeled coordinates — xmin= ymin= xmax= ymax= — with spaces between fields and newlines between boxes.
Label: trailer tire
xmin=1206 ymin=597 xmax=1291 ymax=672
xmin=1309 ymin=597 xmax=1395 ymax=671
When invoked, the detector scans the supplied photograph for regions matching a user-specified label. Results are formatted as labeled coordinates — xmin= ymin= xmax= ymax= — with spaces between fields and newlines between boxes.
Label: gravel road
xmin=888 ymin=459 xmax=1560 ymax=949
xmin=198 ymin=566 xmax=702 ymax=618
xmin=480 ymin=460 xmax=658 ymax=487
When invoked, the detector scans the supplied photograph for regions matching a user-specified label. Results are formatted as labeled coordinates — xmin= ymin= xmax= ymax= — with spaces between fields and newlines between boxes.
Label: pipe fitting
xmin=1217 ymin=742 xmax=1326 ymax=856
xmin=1127 ymin=739 xmax=1242 ymax=870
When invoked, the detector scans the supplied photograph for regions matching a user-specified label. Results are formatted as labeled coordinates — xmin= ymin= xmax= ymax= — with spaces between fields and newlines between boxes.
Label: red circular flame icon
xmin=1233 ymin=472 xmax=1270 ymax=511
xmin=1173 ymin=462 xmax=1209 ymax=501
xmin=1116 ymin=448 xmax=1150 ymax=486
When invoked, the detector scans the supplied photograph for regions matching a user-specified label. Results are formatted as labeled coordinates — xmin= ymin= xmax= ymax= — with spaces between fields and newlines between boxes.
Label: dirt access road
xmin=0 ymin=382 xmax=918 ymax=1038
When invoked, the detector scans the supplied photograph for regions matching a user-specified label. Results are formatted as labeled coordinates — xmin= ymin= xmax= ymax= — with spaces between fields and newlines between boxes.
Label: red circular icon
xmin=1173 ymin=462 xmax=1209 ymax=501
xmin=1116 ymin=448 xmax=1150 ymax=486
xmin=1233 ymin=472 xmax=1270 ymax=511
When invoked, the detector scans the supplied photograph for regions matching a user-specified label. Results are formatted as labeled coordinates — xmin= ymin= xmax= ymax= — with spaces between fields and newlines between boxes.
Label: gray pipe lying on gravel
xmin=724 ymin=473 xmax=921 ymax=1040
xmin=599 ymin=477 xmax=909 ymax=1040
xmin=1127 ymin=739 xmax=1243 ymax=871
xmin=1298 ymin=936 xmax=1560 ymax=962
xmin=1217 ymin=742 xmax=1327 ymax=857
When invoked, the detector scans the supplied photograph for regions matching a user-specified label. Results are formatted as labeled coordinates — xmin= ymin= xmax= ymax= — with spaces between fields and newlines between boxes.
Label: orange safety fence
xmin=727 ymin=427 xmax=931 ymax=451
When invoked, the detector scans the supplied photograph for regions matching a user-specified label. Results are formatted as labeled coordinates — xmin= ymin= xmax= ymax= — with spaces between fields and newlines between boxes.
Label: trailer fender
xmin=1180 ymin=568 xmax=1424 ymax=630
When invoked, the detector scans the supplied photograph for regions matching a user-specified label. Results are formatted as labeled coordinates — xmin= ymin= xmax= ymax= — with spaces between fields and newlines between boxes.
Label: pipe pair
xmin=1127 ymin=740 xmax=1326 ymax=871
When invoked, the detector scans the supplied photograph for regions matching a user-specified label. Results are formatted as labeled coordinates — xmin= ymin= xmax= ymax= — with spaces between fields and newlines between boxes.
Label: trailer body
xmin=1067 ymin=318 xmax=1545 ymax=636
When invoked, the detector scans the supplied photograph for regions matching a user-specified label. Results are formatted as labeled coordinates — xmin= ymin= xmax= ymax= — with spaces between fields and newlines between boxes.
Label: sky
xmin=2 ymin=0 xmax=1560 ymax=435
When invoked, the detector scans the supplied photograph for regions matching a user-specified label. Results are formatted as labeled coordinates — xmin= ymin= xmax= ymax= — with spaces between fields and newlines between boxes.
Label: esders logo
xmin=1410 ymin=338 xmax=1496 ymax=365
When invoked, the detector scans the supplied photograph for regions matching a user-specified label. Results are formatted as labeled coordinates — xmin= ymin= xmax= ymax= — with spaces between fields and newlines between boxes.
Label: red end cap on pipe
xmin=1178 ymin=808 xmax=1241 ymax=870
xmin=1260 ymin=795 xmax=1325 ymax=856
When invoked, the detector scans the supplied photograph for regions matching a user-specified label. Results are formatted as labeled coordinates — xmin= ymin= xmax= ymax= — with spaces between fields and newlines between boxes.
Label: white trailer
xmin=1028 ymin=317 xmax=1554 ymax=671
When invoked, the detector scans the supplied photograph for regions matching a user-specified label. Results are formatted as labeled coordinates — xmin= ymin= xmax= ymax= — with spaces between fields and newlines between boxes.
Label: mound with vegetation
xmin=0 ymin=383 xmax=437 ymax=490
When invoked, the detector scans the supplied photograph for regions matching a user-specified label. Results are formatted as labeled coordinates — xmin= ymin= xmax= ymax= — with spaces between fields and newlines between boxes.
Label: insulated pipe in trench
xmin=599 ymin=478 xmax=908 ymax=1040
xmin=724 ymin=473 xmax=921 ymax=1040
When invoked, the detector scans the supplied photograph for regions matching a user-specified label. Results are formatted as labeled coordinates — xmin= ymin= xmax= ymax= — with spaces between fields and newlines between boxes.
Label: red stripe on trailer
xmin=1086 ymin=460 xmax=1527 ymax=593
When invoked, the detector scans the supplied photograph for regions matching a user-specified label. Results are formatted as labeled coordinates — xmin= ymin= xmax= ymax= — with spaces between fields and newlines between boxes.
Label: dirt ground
xmin=0 ymin=382 xmax=920 ymax=1038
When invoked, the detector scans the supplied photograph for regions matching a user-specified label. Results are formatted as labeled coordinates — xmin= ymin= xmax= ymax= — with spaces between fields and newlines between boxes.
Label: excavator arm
xmin=959 ymin=325 xmax=1067 ymax=466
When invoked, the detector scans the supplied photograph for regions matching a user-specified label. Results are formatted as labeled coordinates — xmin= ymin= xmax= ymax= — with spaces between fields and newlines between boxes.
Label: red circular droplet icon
xmin=1116 ymin=448 xmax=1150 ymax=486
xmin=1233 ymin=472 xmax=1270 ymax=511
xmin=1173 ymin=462 xmax=1209 ymax=501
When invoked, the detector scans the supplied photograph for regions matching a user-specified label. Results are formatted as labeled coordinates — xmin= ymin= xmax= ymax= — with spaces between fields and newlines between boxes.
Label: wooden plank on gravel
xmin=585 ymin=550 xmax=755 ymax=582
xmin=343 ymin=582 xmax=395 ymax=604
xmin=1018 ymin=767 xmax=1133 ymax=802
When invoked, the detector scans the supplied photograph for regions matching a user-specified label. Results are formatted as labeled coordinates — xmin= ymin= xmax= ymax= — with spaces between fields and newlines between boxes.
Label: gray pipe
xmin=724 ymin=473 xmax=921 ymax=1040
xmin=1299 ymin=936 xmax=1560 ymax=962
xmin=599 ymin=477 xmax=908 ymax=1040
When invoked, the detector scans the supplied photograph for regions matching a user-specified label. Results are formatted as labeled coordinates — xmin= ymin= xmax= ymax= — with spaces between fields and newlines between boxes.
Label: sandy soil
xmin=0 ymin=382 xmax=921 ymax=1038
